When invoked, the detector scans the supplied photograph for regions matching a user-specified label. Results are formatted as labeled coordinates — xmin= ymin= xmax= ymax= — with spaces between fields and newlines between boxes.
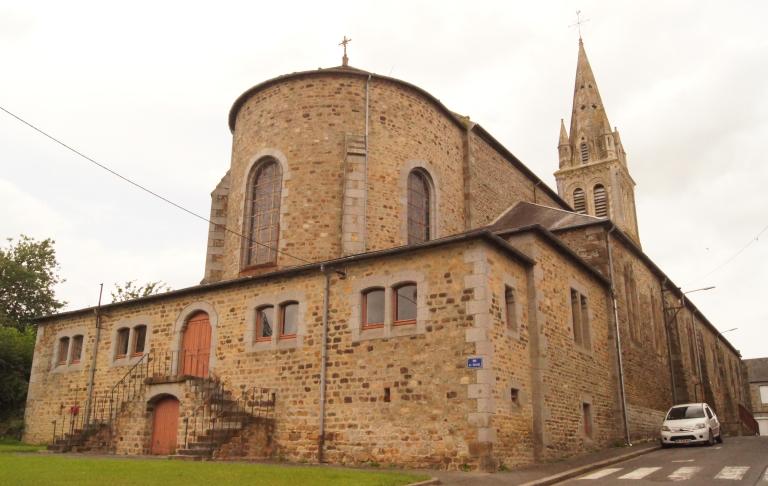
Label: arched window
xmin=57 ymin=337 xmax=70 ymax=366
xmin=573 ymin=188 xmax=586 ymax=214
xmin=393 ymin=283 xmax=417 ymax=324
xmin=593 ymin=184 xmax=608 ymax=217
xmin=115 ymin=328 xmax=130 ymax=359
xmin=132 ymin=325 xmax=147 ymax=356
xmin=579 ymin=142 xmax=589 ymax=163
xmin=70 ymin=335 xmax=83 ymax=364
xmin=246 ymin=159 xmax=282 ymax=266
xmin=362 ymin=287 xmax=385 ymax=329
xmin=255 ymin=306 xmax=274 ymax=343
xmin=407 ymin=170 xmax=431 ymax=244
xmin=279 ymin=301 xmax=299 ymax=338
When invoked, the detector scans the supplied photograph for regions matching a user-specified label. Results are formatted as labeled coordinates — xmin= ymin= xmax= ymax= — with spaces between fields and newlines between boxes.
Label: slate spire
xmin=569 ymin=39 xmax=612 ymax=147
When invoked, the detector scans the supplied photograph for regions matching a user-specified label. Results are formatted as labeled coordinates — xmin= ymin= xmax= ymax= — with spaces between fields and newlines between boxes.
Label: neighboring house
xmin=23 ymin=39 xmax=749 ymax=471
xmin=745 ymin=358 xmax=768 ymax=435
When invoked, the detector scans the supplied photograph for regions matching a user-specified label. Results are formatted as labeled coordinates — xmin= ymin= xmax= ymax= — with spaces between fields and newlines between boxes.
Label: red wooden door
xmin=180 ymin=311 xmax=211 ymax=378
xmin=150 ymin=396 xmax=179 ymax=455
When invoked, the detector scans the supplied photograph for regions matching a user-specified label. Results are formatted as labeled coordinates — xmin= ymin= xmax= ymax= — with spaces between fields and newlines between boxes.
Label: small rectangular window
xmin=132 ymin=325 xmax=147 ymax=355
xmin=363 ymin=288 xmax=385 ymax=329
xmin=255 ymin=306 xmax=274 ymax=342
xmin=582 ymin=402 xmax=593 ymax=437
xmin=280 ymin=302 xmax=299 ymax=338
xmin=570 ymin=289 xmax=582 ymax=346
xmin=760 ymin=386 xmax=768 ymax=405
xmin=70 ymin=335 xmax=83 ymax=364
xmin=115 ymin=328 xmax=130 ymax=358
xmin=57 ymin=337 xmax=70 ymax=365
xmin=394 ymin=284 xmax=417 ymax=324
xmin=383 ymin=387 xmax=391 ymax=403
xmin=510 ymin=388 xmax=520 ymax=406
xmin=580 ymin=294 xmax=591 ymax=348
xmin=570 ymin=289 xmax=591 ymax=349
xmin=505 ymin=286 xmax=517 ymax=332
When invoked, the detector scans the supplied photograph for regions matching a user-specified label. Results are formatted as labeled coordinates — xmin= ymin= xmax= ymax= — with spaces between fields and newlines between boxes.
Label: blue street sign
xmin=467 ymin=357 xmax=483 ymax=369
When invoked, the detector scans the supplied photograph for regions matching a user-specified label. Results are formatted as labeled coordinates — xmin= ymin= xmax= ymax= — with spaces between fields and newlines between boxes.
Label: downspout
xmin=84 ymin=283 xmax=104 ymax=425
xmin=605 ymin=225 xmax=631 ymax=446
xmin=362 ymin=74 xmax=371 ymax=252
xmin=318 ymin=265 xmax=331 ymax=462
xmin=661 ymin=278 xmax=678 ymax=404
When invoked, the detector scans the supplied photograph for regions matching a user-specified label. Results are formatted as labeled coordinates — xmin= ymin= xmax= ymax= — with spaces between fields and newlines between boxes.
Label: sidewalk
xmin=426 ymin=442 xmax=659 ymax=485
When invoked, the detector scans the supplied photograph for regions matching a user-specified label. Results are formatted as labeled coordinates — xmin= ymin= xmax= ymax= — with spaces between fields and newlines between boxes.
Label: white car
xmin=660 ymin=402 xmax=723 ymax=447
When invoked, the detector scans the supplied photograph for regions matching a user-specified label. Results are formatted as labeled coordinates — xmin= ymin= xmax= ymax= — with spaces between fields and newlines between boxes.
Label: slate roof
xmin=745 ymin=358 xmax=768 ymax=383
xmin=488 ymin=201 xmax=604 ymax=233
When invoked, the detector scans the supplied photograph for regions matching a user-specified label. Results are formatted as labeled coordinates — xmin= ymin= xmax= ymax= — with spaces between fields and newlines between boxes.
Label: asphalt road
xmin=560 ymin=436 xmax=768 ymax=485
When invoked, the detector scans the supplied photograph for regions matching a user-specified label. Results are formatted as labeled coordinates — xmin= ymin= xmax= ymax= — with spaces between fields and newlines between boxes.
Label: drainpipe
xmin=661 ymin=278 xmax=678 ymax=404
xmin=362 ymin=74 xmax=371 ymax=252
xmin=84 ymin=283 xmax=104 ymax=426
xmin=605 ymin=225 xmax=631 ymax=446
xmin=318 ymin=265 xmax=331 ymax=462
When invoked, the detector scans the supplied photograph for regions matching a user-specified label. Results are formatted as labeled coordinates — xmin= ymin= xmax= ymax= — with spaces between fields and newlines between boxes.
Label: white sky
xmin=1 ymin=1 xmax=766 ymax=358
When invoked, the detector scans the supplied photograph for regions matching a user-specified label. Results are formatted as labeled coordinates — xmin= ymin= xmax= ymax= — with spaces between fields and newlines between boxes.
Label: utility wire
xmin=692 ymin=222 xmax=768 ymax=283
xmin=0 ymin=105 xmax=312 ymax=265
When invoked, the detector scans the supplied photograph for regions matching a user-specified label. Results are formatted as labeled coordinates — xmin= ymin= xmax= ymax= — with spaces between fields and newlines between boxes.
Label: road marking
xmin=672 ymin=459 xmax=695 ymax=463
xmin=763 ymin=466 xmax=768 ymax=482
xmin=668 ymin=466 xmax=702 ymax=481
xmin=714 ymin=466 xmax=750 ymax=480
xmin=618 ymin=467 xmax=661 ymax=479
xmin=578 ymin=468 xmax=622 ymax=479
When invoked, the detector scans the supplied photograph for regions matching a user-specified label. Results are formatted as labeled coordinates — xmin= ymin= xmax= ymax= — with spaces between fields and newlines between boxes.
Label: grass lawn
xmin=0 ymin=454 xmax=429 ymax=486
xmin=0 ymin=438 xmax=45 ymax=453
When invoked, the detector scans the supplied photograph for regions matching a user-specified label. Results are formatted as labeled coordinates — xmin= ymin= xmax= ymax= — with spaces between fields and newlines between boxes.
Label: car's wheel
xmin=660 ymin=440 xmax=670 ymax=449
xmin=706 ymin=430 xmax=715 ymax=446
xmin=716 ymin=432 xmax=723 ymax=444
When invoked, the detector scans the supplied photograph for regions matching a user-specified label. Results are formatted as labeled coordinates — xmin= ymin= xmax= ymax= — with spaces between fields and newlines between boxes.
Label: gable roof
xmin=745 ymin=358 xmax=768 ymax=383
xmin=488 ymin=201 xmax=604 ymax=233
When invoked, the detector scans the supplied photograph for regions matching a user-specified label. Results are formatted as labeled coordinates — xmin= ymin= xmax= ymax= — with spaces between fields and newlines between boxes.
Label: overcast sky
xmin=1 ymin=1 xmax=766 ymax=358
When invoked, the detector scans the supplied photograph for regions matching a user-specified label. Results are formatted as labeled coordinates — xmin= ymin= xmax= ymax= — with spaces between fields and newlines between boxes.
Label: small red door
xmin=180 ymin=311 xmax=211 ymax=378
xmin=150 ymin=396 xmax=179 ymax=455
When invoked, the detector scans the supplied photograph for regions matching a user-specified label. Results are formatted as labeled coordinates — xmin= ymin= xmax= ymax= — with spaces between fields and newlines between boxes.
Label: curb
xmin=407 ymin=479 xmax=441 ymax=486
xmin=517 ymin=445 xmax=661 ymax=486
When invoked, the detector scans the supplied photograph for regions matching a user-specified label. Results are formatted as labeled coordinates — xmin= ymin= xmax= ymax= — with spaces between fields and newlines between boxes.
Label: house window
xmin=570 ymin=289 xmax=591 ymax=348
xmin=407 ymin=170 xmax=431 ymax=244
xmin=582 ymin=402 xmax=593 ymax=437
xmin=362 ymin=288 xmax=385 ymax=329
xmin=505 ymin=286 xmax=517 ymax=332
xmin=70 ymin=335 xmax=83 ymax=364
xmin=573 ymin=188 xmax=586 ymax=214
xmin=245 ymin=158 xmax=282 ymax=266
xmin=132 ymin=325 xmax=147 ymax=355
xmin=255 ymin=306 xmax=275 ymax=342
xmin=760 ymin=385 xmax=768 ymax=405
xmin=394 ymin=283 xmax=417 ymax=325
xmin=115 ymin=328 xmax=130 ymax=359
xmin=280 ymin=301 xmax=299 ymax=338
xmin=510 ymin=388 xmax=520 ymax=406
xmin=57 ymin=337 xmax=70 ymax=366
xmin=593 ymin=184 xmax=608 ymax=217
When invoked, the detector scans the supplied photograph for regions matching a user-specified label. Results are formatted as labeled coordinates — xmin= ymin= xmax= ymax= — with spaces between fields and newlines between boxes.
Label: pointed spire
xmin=568 ymin=39 xmax=611 ymax=148
xmin=559 ymin=119 xmax=569 ymax=146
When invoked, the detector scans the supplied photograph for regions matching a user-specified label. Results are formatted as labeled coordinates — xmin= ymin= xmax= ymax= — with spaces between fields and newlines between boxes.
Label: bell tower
xmin=554 ymin=39 xmax=640 ymax=245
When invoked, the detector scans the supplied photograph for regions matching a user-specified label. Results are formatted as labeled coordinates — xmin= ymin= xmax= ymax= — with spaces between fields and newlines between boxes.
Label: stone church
xmin=23 ymin=39 xmax=753 ymax=471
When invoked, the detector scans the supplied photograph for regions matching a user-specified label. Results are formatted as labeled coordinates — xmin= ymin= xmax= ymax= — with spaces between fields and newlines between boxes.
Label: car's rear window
xmin=666 ymin=405 xmax=705 ymax=420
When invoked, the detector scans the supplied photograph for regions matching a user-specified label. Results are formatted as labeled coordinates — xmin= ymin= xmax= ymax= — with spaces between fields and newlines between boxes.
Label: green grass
xmin=0 ymin=438 xmax=45 ymax=453
xmin=0 ymin=454 xmax=429 ymax=486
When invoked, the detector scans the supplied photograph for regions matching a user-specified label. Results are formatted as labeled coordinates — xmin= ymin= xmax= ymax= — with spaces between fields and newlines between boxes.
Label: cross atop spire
xmin=339 ymin=36 xmax=352 ymax=67
xmin=569 ymin=10 xmax=590 ymax=40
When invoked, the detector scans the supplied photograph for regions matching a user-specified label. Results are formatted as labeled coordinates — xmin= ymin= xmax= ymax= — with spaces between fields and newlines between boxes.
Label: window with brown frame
xmin=407 ymin=170 xmax=431 ymax=244
xmin=393 ymin=283 xmax=417 ymax=325
xmin=70 ymin=335 xmax=83 ymax=364
xmin=115 ymin=328 xmax=130 ymax=358
xmin=57 ymin=337 xmax=70 ymax=365
xmin=132 ymin=325 xmax=147 ymax=356
xmin=245 ymin=159 xmax=282 ymax=267
xmin=505 ymin=286 xmax=517 ymax=332
xmin=279 ymin=301 xmax=299 ymax=339
xmin=255 ymin=306 xmax=274 ymax=342
xmin=362 ymin=288 xmax=385 ymax=329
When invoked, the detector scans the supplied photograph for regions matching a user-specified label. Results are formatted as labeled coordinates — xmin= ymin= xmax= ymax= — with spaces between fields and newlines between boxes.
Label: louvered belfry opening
xmin=579 ymin=142 xmax=589 ymax=163
xmin=573 ymin=188 xmax=586 ymax=214
xmin=593 ymin=184 xmax=608 ymax=217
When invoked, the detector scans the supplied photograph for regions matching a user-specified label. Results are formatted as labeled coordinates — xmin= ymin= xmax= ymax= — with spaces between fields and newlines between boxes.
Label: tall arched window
xmin=246 ymin=159 xmax=282 ymax=266
xmin=407 ymin=170 xmax=431 ymax=244
xmin=573 ymin=188 xmax=586 ymax=214
xmin=593 ymin=184 xmax=608 ymax=217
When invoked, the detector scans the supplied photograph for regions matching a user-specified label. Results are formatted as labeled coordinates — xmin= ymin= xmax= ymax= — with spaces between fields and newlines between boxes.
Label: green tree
xmin=0 ymin=235 xmax=65 ymax=331
xmin=0 ymin=326 xmax=35 ymax=438
xmin=110 ymin=280 xmax=171 ymax=303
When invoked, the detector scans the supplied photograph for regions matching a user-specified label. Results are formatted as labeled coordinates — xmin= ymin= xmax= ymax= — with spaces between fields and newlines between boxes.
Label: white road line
xmin=763 ymin=466 xmax=768 ymax=482
xmin=578 ymin=467 xmax=623 ymax=480
xmin=672 ymin=459 xmax=695 ymax=463
xmin=714 ymin=466 xmax=750 ymax=480
xmin=618 ymin=467 xmax=661 ymax=479
xmin=668 ymin=466 xmax=702 ymax=481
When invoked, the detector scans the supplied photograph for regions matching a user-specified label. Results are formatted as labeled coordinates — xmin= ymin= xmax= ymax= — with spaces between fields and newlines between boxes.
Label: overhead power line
xmin=692 ymin=222 xmax=768 ymax=283
xmin=0 ymin=105 xmax=312 ymax=265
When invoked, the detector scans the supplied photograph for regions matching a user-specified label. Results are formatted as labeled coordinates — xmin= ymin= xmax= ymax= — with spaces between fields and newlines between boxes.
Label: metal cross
xmin=339 ymin=36 xmax=351 ymax=66
xmin=569 ymin=10 xmax=591 ymax=39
